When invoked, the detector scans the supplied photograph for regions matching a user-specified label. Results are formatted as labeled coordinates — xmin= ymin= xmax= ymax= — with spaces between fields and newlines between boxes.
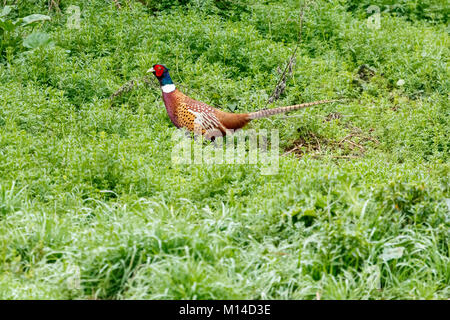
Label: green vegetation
xmin=0 ymin=0 xmax=448 ymax=299
xmin=0 ymin=5 xmax=52 ymax=61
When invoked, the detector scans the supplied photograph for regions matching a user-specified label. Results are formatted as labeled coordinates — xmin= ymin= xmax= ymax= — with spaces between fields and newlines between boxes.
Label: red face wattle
xmin=154 ymin=64 xmax=165 ymax=77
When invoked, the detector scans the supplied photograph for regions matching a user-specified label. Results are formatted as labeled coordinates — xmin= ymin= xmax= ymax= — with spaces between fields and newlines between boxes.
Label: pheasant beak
xmin=147 ymin=67 xmax=155 ymax=73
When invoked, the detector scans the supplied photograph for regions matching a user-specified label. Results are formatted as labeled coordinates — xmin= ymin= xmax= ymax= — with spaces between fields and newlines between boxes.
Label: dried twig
xmin=332 ymin=155 xmax=361 ymax=159
xmin=282 ymin=144 xmax=301 ymax=156
xmin=283 ymin=121 xmax=379 ymax=159
xmin=265 ymin=0 xmax=309 ymax=107
xmin=344 ymin=139 xmax=365 ymax=152
xmin=311 ymin=132 xmax=321 ymax=153
xmin=48 ymin=0 xmax=61 ymax=13
xmin=109 ymin=76 xmax=157 ymax=101
xmin=112 ymin=0 xmax=122 ymax=9
xmin=360 ymin=135 xmax=380 ymax=144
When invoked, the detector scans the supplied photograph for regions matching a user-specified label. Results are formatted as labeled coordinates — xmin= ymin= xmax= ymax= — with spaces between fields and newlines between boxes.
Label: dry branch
xmin=265 ymin=0 xmax=310 ymax=107
xmin=109 ymin=76 xmax=156 ymax=101
xmin=48 ymin=0 xmax=61 ymax=13
xmin=112 ymin=0 xmax=122 ymax=9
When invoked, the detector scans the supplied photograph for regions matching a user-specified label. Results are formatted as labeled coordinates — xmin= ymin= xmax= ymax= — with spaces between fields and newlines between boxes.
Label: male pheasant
xmin=148 ymin=64 xmax=339 ymax=139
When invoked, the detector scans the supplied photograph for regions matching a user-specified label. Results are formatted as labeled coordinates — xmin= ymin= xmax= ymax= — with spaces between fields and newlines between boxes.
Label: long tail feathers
xmin=248 ymin=99 xmax=341 ymax=120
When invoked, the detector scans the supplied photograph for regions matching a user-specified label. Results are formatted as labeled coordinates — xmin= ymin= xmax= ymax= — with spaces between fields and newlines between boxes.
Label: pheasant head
xmin=147 ymin=64 xmax=173 ymax=85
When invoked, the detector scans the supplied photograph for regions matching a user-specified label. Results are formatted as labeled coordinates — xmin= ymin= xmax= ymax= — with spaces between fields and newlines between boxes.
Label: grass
xmin=0 ymin=0 xmax=448 ymax=299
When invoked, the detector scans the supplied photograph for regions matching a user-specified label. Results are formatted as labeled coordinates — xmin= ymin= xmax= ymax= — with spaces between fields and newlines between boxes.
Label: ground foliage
xmin=0 ymin=0 xmax=448 ymax=299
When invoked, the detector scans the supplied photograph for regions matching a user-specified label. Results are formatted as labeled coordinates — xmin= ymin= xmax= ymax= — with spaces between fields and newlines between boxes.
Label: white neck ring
xmin=161 ymin=84 xmax=176 ymax=93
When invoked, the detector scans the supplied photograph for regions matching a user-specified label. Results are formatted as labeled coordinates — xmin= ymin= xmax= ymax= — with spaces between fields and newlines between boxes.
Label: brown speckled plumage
xmin=149 ymin=64 xmax=339 ymax=139
xmin=163 ymin=88 xmax=250 ymax=138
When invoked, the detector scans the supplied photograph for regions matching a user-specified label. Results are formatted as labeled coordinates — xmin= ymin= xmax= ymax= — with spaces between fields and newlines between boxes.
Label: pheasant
xmin=148 ymin=64 xmax=339 ymax=139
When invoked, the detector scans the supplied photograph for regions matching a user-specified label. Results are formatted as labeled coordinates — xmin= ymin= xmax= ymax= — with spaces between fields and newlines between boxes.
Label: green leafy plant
xmin=0 ymin=5 xmax=51 ymax=61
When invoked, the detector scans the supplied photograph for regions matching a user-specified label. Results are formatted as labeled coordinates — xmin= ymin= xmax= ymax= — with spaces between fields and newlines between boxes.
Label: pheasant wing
xmin=177 ymin=99 xmax=225 ymax=135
